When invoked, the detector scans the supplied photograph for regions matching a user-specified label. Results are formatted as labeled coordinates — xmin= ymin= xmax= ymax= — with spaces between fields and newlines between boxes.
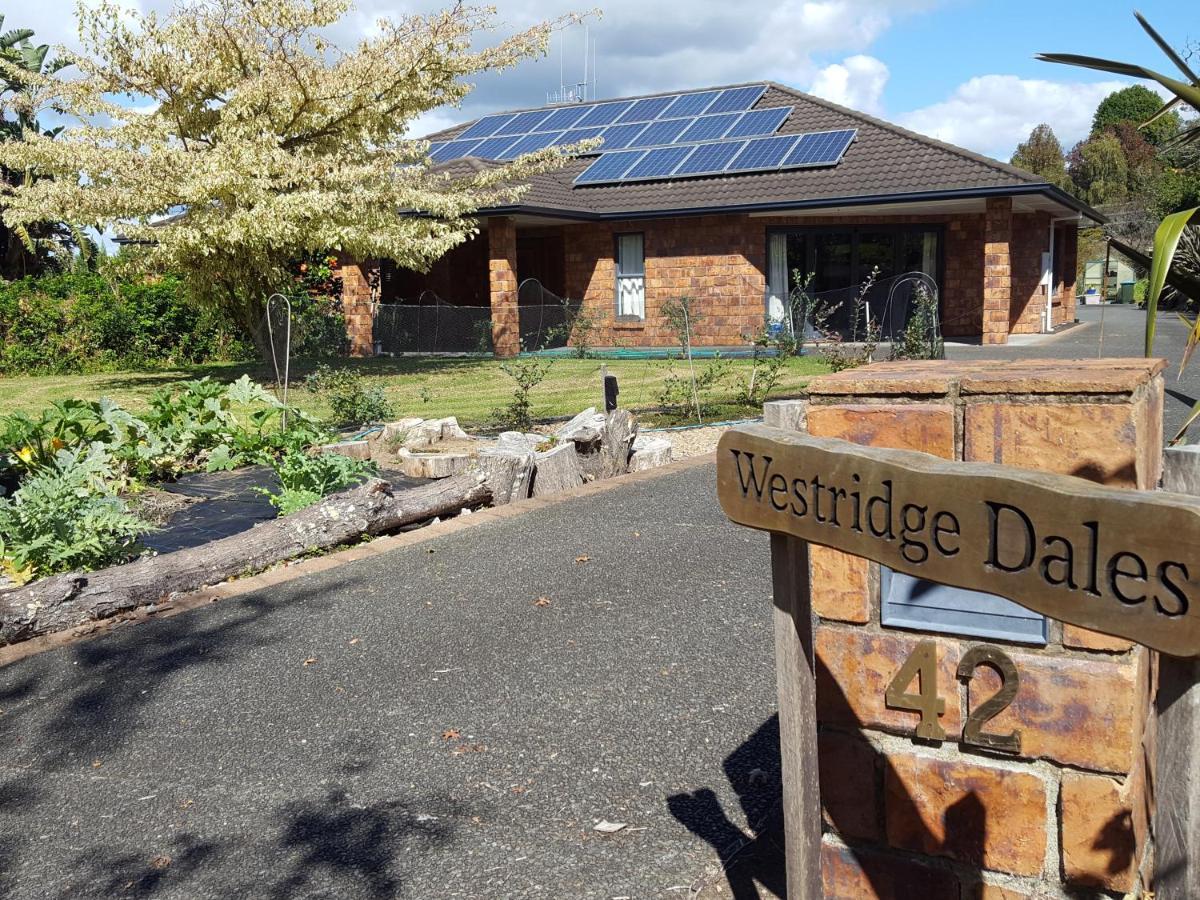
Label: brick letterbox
xmin=764 ymin=358 xmax=1163 ymax=898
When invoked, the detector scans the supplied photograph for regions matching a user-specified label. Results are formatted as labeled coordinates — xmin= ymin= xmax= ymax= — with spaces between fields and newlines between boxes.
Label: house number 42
xmin=884 ymin=640 xmax=1022 ymax=753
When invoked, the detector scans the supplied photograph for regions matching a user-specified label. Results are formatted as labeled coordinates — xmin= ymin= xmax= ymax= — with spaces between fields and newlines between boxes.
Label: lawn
xmin=0 ymin=354 xmax=830 ymax=429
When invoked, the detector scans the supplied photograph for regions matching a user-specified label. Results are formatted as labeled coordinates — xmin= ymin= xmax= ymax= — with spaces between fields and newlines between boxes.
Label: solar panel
xmin=503 ymin=131 xmax=563 ymax=157
xmin=705 ymin=85 xmax=768 ymax=115
xmin=660 ymin=91 xmax=720 ymax=118
xmin=600 ymin=122 xmax=649 ymax=150
xmin=727 ymin=135 xmax=800 ymax=171
xmin=672 ymin=140 xmax=747 ymax=176
xmin=577 ymin=100 xmax=635 ymax=128
xmin=551 ymin=127 xmax=606 ymax=148
xmin=539 ymin=105 xmax=594 ymax=131
xmin=617 ymin=96 xmax=675 ymax=123
xmin=783 ymin=129 xmax=856 ymax=167
xmin=677 ymin=113 xmax=740 ymax=143
xmin=575 ymin=149 xmax=647 ymax=184
xmin=457 ymin=114 xmax=515 ymax=140
xmin=625 ymin=145 xmax=693 ymax=180
xmin=495 ymin=110 xmax=553 ymax=136
xmin=428 ymin=138 xmax=483 ymax=163
xmin=726 ymin=106 xmax=792 ymax=138
xmin=471 ymin=135 xmax=520 ymax=160
xmin=627 ymin=118 xmax=691 ymax=149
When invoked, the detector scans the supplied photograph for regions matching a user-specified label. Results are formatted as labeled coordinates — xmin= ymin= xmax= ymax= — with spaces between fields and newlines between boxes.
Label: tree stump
xmin=478 ymin=447 xmax=535 ymax=504
xmin=630 ymin=435 xmax=672 ymax=471
xmin=555 ymin=408 xmax=605 ymax=446
xmin=598 ymin=410 xmax=638 ymax=479
xmin=531 ymin=442 xmax=583 ymax=497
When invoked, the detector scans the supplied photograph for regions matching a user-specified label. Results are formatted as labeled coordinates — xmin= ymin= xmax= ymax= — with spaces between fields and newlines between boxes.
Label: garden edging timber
xmin=0 ymin=451 xmax=717 ymax=667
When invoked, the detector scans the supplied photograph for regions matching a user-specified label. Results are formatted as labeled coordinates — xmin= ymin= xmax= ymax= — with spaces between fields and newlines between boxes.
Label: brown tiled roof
xmin=428 ymin=82 xmax=1098 ymax=221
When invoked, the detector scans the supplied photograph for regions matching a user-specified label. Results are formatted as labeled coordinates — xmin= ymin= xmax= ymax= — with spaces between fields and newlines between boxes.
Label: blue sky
xmin=23 ymin=0 xmax=1196 ymax=161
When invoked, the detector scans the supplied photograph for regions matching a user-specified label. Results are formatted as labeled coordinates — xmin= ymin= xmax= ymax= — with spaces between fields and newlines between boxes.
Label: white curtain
xmin=767 ymin=233 xmax=788 ymax=325
xmin=616 ymin=234 xmax=645 ymax=318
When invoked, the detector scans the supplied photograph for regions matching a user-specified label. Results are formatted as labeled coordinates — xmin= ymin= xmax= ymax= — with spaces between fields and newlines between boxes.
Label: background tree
xmin=0 ymin=0 xmax=585 ymax=352
xmin=1010 ymin=124 xmax=1070 ymax=188
xmin=1068 ymin=132 xmax=1130 ymax=205
xmin=0 ymin=16 xmax=72 ymax=279
xmin=1092 ymin=84 xmax=1181 ymax=145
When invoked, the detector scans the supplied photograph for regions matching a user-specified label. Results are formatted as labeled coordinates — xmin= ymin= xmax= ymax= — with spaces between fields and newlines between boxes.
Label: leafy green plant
xmin=493 ymin=356 xmax=554 ymax=431
xmin=305 ymin=364 xmax=392 ymax=426
xmin=815 ymin=267 xmax=881 ymax=373
xmin=0 ymin=447 xmax=150 ymax=582
xmin=258 ymin=449 xmax=376 ymax=516
xmin=740 ymin=328 xmax=796 ymax=407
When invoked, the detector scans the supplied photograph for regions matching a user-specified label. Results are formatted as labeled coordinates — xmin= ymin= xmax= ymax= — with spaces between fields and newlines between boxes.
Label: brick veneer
xmin=983 ymin=198 xmax=1012 ymax=345
xmin=488 ymin=217 xmax=520 ymax=357
xmin=773 ymin=358 xmax=1163 ymax=898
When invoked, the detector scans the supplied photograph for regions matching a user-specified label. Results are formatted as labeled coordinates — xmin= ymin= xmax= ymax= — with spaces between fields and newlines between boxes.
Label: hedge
xmin=0 ymin=273 xmax=254 ymax=374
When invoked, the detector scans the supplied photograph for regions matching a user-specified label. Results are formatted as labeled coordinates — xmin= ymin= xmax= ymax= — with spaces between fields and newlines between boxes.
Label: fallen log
xmin=0 ymin=473 xmax=491 ymax=646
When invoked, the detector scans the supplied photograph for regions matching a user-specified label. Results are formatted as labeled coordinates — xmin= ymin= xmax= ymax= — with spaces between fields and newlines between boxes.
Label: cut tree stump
xmin=531 ymin=442 xmax=583 ymax=498
xmin=0 ymin=473 xmax=491 ymax=646
xmin=598 ymin=410 xmax=638 ymax=479
xmin=630 ymin=435 xmax=672 ymax=471
xmin=556 ymin=408 xmax=605 ymax=446
xmin=477 ymin=447 xmax=535 ymax=505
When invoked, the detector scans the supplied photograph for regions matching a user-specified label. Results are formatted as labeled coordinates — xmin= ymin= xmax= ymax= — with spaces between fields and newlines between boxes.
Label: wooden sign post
xmin=717 ymin=424 xmax=1200 ymax=898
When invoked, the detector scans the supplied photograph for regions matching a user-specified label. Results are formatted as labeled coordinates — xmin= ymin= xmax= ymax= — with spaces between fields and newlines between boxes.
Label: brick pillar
xmin=488 ymin=217 xmax=520 ymax=358
xmin=983 ymin=197 xmax=1012 ymax=345
xmin=339 ymin=257 xmax=376 ymax=357
xmin=766 ymin=358 xmax=1164 ymax=898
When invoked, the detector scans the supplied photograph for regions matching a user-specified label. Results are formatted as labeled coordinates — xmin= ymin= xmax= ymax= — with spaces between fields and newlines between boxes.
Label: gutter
xmin=480 ymin=184 xmax=1107 ymax=225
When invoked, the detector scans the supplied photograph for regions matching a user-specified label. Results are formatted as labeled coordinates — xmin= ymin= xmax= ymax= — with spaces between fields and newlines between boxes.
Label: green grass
xmin=0 ymin=354 xmax=831 ymax=429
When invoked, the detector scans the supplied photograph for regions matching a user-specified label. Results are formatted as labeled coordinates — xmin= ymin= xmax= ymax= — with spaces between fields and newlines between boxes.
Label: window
xmin=615 ymin=233 xmax=645 ymax=319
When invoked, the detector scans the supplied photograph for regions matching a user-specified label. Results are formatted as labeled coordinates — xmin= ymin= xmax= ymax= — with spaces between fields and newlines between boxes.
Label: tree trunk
xmin=0 ymin=473 xmax=490 ymax=646
xmin=531 ymin=442 xmax=583 ymax=498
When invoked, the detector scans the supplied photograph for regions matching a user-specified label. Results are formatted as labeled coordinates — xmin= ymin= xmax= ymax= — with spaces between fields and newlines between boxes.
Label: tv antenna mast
xmin=547 ymin=24 xmax=597 ymax=105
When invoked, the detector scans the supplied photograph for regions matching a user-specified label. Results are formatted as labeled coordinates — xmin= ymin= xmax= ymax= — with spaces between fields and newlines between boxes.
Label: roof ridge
xmin=764 ymin=81 xmax=1045 ymax=187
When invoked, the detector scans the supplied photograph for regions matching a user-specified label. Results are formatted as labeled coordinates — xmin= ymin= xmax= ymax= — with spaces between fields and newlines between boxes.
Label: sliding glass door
xmin=767 ymin=224 xmax=943 ymax=339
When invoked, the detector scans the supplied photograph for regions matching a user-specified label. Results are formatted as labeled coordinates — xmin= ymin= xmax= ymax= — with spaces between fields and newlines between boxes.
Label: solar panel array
xmin=427 ymin=85 xmax=772 ymax=164
xmin=425 ymin=84 xmax=858 ymax=186
xmin=573 ymin=129 xmax=858 ymax=185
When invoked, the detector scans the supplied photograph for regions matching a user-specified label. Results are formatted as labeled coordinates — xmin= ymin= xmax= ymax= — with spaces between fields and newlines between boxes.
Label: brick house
xmin=341 ymin=82 xmax=1102 ymax=357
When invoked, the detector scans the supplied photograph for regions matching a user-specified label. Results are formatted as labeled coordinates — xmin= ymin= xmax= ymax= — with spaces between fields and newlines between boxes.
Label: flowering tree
xmin=0 ymin=0 xmax=583 ymax=344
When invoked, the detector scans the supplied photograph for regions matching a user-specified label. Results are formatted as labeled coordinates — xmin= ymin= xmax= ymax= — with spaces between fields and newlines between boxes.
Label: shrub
xmin=0 ymin=447 xmax=150 ymax=582
xmin=657 ymin=355 xmax=731 ymax=420
xmin=0 ymin=272 xmax=253 ymax=374
xmin=304 ymin=364 xmax=393 ymax=426
xmin=493 ymin=356 xmax=554 ymax=431
xmin=259 ymin=449 xmax=376 ymax=515
xmin=889 ymin=286 xmax=945 ymax=361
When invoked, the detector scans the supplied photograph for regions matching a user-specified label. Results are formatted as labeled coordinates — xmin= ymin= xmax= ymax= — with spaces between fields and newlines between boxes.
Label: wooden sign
xmin=718 ymin=424 xmax=1200 ymax=658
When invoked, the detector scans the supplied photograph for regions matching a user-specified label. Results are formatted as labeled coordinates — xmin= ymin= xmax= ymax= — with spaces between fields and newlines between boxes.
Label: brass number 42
xmin=884 ymin=639 xmax=947 ymax=740
xmin=885 ymin=641 xmax=1022 ymax=753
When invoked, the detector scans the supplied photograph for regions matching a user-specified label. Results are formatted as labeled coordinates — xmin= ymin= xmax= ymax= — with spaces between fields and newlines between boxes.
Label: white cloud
xmin=897 ymin=75 xmax=1131 ymax=161
xmin=810 ymin=54 xmax=889 ymax=115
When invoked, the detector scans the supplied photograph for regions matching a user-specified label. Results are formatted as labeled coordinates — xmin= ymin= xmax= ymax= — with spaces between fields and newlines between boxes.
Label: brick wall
xmin=775 ymin=358 xmax=1163 ymax=898
xmin=983 ymin=198 xmax=1012 ymax=345
xmin=1010 ymin=212 xmax=1050 ymax=335
xmin=563 ymin=211 xmax=1019 ymax=348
